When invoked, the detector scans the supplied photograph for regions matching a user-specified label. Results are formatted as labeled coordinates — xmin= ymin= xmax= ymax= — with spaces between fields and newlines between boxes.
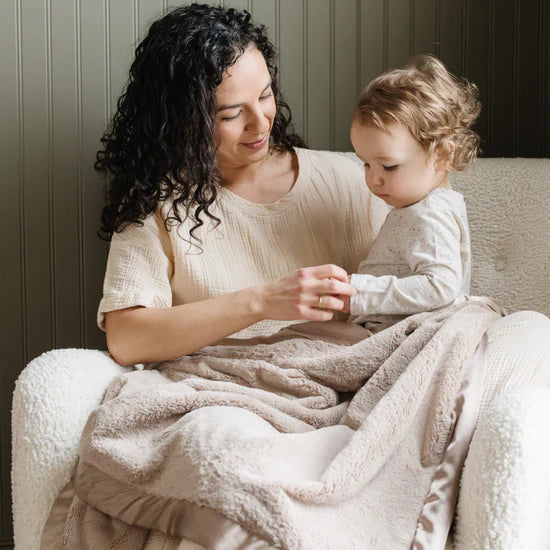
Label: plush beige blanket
xmin=41 ymin=300 xmax=501 ymax=550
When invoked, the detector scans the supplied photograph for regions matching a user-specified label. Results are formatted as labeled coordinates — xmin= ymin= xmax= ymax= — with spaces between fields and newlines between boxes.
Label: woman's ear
xmin=435 ymin=140 xmax=455 ymax=172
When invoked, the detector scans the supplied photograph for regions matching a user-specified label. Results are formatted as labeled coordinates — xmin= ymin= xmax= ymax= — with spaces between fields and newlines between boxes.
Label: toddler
xmin=346 ymin=55 xmax=481 ymax=330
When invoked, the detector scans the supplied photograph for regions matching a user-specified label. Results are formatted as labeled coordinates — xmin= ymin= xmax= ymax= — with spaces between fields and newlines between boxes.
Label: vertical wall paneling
xmin=109 ymin=0 xmax=135 ymax=119
xmin=487 ymin=0 xmax=494 ymax=152
xmin=0 ymin=3 xmax=24 ymax=351
xmin=465 ymin=0 xmax=491 ymax=153
xmin=226 ymin=0 xmax=251 ymax=12
xmin=279 ymin=0 xmax=305 ymax=138
xmin=0 ymin=0 xmax=21 ymax=538
xmin=21 ymin=0 xmax=54 ymax=362
xmin=103 ymin=0 xmax=111 ymax=123
xmin=513 ymin=0 xmax=520 ymax=155
xmin=333 ymin=0 xmax=358 ymax=151
xmin=81 ymin=0 xmax=109 ymax=350
xmin=165 ymin=0 xmax=191 ymax=11
xmin=439 ymin=0 xmax=463 ymax=76
xmin=76 ymin=0 xmax=85 ymax=348
xmin=250 ymin=0 xmax=278 ymax=48
xmin=547 ymin=0 xmax=550 ymax=156
xmin=516 ymin=0 xmax=544 ymax=156
xmin=306 ymin=0 xmax=331 ymax=149
xmin=330 ymin=0 xmax=335 ymax=148
xmin=51 ymin=0 xmax=82 ymax=348
xmin=133 ymin=0 xmax=139 ymax=51
xmin=491 ymin=0 xmax=515 ymax=156
xmin=359 ymin=0 xmax=384 ymax=88
xmin=138 ymin=0 xmax=164 ymax=42
xmin=462 ymin=0 xmax=467 ymax=76
xmin=387 ymin=0 xmax=410 ymax=67
xmin=412 ymin=0 xmax=438 ymax=56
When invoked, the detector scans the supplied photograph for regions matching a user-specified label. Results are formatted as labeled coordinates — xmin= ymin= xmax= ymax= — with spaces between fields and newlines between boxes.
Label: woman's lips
xmin=242 ymin=134 xmax=269 ymax=150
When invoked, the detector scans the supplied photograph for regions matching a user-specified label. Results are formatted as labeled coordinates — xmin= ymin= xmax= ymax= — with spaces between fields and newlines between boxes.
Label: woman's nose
xmin=246 ymin=106 xmax=270 ymax=134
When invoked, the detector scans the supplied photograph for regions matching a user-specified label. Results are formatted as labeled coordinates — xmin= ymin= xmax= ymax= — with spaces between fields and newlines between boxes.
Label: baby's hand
xmin=339 ymin=294 xmax=351 ymax=313
xmin=338 ymin=274 xmax=352 ymax=313
xmin=329 ymin=274 xmax=352 ymax=313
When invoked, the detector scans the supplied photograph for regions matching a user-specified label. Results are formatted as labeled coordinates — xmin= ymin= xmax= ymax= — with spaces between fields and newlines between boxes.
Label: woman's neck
xmin=220 ymin=149 xmax=298 ymax=204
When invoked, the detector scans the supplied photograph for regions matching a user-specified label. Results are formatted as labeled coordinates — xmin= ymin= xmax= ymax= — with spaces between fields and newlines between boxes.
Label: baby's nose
xmin=370 ymin=174 xmax=384 ymax=187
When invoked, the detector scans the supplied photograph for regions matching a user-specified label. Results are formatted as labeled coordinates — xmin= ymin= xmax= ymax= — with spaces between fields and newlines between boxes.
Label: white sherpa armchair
xmin=12 ymin=158 xmax=550 ymax=550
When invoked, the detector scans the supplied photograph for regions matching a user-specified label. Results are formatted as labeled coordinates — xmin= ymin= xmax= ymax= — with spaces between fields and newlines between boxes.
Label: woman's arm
xmin=105 ymin=264 xmax=354 ymax=366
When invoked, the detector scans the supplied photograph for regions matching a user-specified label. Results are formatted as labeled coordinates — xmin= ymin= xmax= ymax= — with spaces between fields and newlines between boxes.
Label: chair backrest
xmin=451 ymin=158 xmax=550 ymax=317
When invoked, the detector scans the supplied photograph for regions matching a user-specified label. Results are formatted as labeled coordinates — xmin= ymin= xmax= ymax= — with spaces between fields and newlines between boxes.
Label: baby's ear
xmin=435 ymin=139 xmax=455 ymax=172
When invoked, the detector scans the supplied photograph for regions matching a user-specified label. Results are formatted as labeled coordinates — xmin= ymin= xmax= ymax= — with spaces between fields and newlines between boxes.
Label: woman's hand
xmin=254 ymin=264 xmax=356 ymax=322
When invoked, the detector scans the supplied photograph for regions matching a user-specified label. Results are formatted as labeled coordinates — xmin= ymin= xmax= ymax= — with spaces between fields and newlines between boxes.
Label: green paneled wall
xmin=1 ymin=0 xmax=549 ymax=545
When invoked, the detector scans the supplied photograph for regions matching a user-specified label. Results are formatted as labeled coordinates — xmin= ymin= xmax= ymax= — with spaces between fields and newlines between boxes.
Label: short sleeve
xmin=97 ymin=211 xmax=174 ymax=330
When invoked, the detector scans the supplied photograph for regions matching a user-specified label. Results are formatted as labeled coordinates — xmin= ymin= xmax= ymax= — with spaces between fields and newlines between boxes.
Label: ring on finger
xmin=318 ymin=295 xmax=325 ymax=309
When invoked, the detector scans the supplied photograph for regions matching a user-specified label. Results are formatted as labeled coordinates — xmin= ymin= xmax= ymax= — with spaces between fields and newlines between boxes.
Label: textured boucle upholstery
xmin=11 ymin=350 xmax=129 ymax=550
xmin=451 ymin=158 xmax=550 ymax=317
xmin=456 ymin=387 xmax=550 ymax=549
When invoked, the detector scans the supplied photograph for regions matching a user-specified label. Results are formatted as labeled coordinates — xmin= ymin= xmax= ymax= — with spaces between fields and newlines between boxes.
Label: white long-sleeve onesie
xmin=349 ymin=188 xmax=471 ymax=328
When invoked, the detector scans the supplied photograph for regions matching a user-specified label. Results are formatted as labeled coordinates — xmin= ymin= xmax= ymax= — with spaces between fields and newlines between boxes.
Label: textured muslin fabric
xmin=97 ymin=148 xmax=389 ymax=338
xmin=349 ymin=188 xmax=471 ymax=327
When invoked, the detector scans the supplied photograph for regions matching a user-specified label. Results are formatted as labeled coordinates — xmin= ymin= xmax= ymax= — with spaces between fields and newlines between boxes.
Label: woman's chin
xmin=240 ymin=143 xmax=272 ymax=164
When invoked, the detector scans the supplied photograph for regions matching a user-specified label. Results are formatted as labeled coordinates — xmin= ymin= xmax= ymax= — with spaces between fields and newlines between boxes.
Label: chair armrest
xmin=454 ymin=387 xmax=550 ymax=549
xmin=11 ymin=348 xmax=129 ymax=550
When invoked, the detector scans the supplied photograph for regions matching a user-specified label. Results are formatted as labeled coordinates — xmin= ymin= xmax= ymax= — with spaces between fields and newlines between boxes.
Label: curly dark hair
xmin=96 ymin=3 xmax=305 ymax=242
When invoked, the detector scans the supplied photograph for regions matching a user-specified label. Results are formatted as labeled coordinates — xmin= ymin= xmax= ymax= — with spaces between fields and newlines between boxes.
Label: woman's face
xmin=214 ymin=46 xmax=276 ymax=171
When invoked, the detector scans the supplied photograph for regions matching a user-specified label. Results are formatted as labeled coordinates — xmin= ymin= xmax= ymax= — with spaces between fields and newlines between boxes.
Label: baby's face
xmin=350 ymin=121 xmax=447 ymax=208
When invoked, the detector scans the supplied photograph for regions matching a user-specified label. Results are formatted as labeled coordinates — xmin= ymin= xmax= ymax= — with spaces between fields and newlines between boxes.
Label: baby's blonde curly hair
xmin=355 ymin=55 xmax=481 ymax=171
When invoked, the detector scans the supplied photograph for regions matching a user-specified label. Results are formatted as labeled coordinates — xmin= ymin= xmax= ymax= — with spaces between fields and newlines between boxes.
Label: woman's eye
xmin=259 ymin=93 xmax=272 ymax=101
xmin=221 ymin=111 xmax=241 ymax=121
xmin=383 ymin=165 xmax=398 ymax=171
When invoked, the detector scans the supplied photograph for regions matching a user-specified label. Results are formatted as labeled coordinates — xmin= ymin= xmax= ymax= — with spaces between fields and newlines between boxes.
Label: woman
xmin=96 ymin=3 xmax=387 ymax=366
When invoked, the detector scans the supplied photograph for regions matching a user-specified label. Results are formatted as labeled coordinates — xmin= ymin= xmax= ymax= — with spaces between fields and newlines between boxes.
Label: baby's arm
xmin=350 ymin=205 xmax=465 ymax=318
